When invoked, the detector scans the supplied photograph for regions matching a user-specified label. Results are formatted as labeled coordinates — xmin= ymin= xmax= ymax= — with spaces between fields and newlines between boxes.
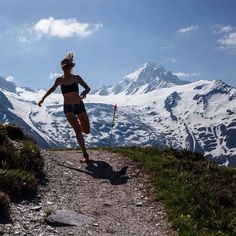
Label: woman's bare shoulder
xmin=55 ymin=76 xmax=62 ymax=85
xmin=73 ymin=74 xmax=83 ymax=82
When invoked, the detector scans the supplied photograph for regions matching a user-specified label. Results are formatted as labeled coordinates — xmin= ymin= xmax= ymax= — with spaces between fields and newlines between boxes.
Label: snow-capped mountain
xmin=0 ymin=76 xmax=16 ymax=93
xmin=93 ymin=62 xmax=190 ymax=95
xmin=0 ymin=63 xmax=236 ymax=167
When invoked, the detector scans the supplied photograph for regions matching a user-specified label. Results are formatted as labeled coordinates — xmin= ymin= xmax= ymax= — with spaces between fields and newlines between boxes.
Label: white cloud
xmin=49 ymin=73 xmax=62 ymax=80
xmin=178 ymin=25 xmax=198 ymax=33
xmin=218 ymin=32 xmax=236 ymax=46
xmin=213 ymin=25 xmax=233 ymax=34
xmin=5 ymin=76 xmax=14 ymax=82
xmin=174 ymin=72 xmax=200 ymax=78
xmin=33 ymin=17 xmax=103 ymax=38
xmin=214 ymin=25 xmax=236 ymax=53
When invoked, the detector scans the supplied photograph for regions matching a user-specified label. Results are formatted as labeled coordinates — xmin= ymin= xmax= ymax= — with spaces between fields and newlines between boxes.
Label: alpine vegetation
xmin=0 ymin=124 xmax=44 ymax=221
xmin=111 ymin=146 xmax=236 ymax=236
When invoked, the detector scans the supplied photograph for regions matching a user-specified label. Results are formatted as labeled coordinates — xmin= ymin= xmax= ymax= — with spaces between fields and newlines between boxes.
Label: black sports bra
xmin=60 ymin=78 xmax=79 ymax=94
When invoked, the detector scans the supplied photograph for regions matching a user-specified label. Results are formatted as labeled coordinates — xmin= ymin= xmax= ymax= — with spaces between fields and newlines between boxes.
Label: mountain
xmin=0 ymin=76 xmax=16 ymax=93
xmin=93 ymin=62 xmax=190 ymax=95
xmin=0 ymin=89 xmax=50 ymax=148
xmin=0 ymin=64 xmax=235 ymax=167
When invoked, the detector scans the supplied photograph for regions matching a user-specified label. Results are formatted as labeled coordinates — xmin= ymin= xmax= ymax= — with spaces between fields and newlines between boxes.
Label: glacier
xmin=0 ymin=63 xmax=235 ymax=167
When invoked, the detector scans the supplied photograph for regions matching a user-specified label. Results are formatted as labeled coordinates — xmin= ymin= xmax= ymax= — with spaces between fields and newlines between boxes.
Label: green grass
xmin=0 ymin=124 xmax=44 ymax=220
xmin=108 ymin=146 xmax=236 ymax=236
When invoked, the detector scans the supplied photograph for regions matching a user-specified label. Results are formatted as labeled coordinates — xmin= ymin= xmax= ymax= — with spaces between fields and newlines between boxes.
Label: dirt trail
xmin=1 ymin=149 xmax=177 ymax=236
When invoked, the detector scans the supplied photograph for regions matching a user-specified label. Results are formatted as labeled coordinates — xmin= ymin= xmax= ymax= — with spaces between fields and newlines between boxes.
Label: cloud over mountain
xmin=174 ymin=72 xmax=200 ymax=78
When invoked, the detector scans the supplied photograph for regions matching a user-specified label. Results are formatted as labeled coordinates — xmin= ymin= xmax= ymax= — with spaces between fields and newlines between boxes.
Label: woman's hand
xmin=76 ymin=75 xmax=90 ymax=100
xmin=80 ymin=91 xmax=87 ymax=99
xmin=38 ymin=99 xmax=44 ymax=107
xmin=38 ymin=79 xmax=60 ymax=107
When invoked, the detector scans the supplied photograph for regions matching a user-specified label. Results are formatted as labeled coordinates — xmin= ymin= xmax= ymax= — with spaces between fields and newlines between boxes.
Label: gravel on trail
xmin=0 ymin=149 xmax=178 ymax=236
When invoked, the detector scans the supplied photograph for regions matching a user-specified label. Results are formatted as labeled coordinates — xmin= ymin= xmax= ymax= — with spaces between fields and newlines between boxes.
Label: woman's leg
xmin=77 ymin=111 xmax=90 ymax=134
xmin=65 ymin=112 xmax=88 ymax=158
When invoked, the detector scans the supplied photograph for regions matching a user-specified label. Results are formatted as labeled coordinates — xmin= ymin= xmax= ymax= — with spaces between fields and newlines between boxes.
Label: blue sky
xmin=0 ymin=0 xmax=236 ymax=90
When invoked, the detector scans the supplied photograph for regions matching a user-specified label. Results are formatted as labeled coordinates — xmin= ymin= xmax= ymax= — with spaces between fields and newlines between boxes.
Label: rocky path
xmin=0 ymin=149 xmax=177 ymax=236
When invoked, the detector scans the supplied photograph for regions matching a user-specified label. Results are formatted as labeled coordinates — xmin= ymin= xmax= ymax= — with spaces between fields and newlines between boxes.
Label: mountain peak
xmin=0 ymin=76 xmax=16 ymax=93
xmin=142 ymin=62 xmax=165 ymax=71
xmin=95 ymin=62 xmax=190 ymax=95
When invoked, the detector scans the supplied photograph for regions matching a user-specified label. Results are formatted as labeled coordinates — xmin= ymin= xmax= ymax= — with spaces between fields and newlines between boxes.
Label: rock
xmin=65 ymin=161 xmax=74 ymax=166
xmin=103 ymin=201 xmax=113 ymax=207
xmin=20 ymin=208 xmax=27 ymax=213
xmin=93 ymin=223 xmax=99 ymax=227
xmin=46 ymin=226 xmax=54 ymax=231
xmin=31 ymin=206 xmax=42 ymax=211
xmin=136 ymin=202 xmax=143 ymax=207
xmin=46 ymin=201 xmax=54 ymax=205
xmin=47 ymin=210 xmax=94 ymax=227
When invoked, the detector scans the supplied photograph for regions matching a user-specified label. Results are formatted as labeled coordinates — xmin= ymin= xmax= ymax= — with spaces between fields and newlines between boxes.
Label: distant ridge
xmin=0 ymin=69 xmax=235 ymax=167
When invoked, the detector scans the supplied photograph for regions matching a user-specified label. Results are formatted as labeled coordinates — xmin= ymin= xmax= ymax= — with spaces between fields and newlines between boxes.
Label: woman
xmin=38 ymin=52 xmax=91 ymax=163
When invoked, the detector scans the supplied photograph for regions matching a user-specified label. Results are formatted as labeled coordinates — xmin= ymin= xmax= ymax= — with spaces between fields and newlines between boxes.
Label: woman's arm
xmin=38 ymin=78 xmax=61 ymax=107
xmin=75 ymin=75 xmax=90 ymax=99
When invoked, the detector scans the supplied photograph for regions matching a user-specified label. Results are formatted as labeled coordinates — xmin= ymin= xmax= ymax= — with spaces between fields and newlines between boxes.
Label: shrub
xmin=0 ymin=192 xmax=10 ymax=220
xmin=0 ymin=169 xmax=38 ymax=199
xmin=0 ymin=124 xmax=44 ymax=221
xmin=20 ymin=139 xmax=44 ymax=175
xmin=0 ymin=132 xmax=7 ymax=145
xmin=5 ymin=124 xmax=25 ymax=140
xmin=0 ymin=142 xmax=44 ymax=176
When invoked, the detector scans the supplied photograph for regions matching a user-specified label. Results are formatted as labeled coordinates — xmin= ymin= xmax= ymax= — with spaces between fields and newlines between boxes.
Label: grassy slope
xmin=107 ymin=146 xmax=236 ymax=236
xmin=0 ymin=124 xmax=44 ymax=221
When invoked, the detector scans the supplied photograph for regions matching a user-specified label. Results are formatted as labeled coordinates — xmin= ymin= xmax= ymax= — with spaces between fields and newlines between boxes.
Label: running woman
xmin=38 ymin=52 xmax=90 ymax=162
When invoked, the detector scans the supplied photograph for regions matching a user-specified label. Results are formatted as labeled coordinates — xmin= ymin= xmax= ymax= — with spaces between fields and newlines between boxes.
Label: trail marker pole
xmin=109 ymin=104 xmax=117 ymax=147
